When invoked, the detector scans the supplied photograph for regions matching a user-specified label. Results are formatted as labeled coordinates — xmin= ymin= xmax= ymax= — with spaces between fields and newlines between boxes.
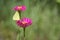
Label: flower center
xmin=22 ymin=21 xmax=27 ymax=24
xmin=18 ymin=6 xmax=22 ymax=9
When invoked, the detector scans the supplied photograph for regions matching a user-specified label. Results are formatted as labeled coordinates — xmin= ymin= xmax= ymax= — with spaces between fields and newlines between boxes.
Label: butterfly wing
xmin=13 ymin=11 xmax=20 ymax=20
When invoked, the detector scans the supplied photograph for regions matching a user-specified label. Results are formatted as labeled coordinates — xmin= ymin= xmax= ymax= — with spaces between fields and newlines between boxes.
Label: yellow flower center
xmin=22 ymin=21 xmax=27 ymax=24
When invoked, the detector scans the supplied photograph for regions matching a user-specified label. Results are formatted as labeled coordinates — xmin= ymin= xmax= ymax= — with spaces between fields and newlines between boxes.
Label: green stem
xmin=17 ymin=11 xmax=21 ymax=40
xmin=17 ymin=11 xmax=26 ymax=40
xmin=23 ymin=28 xmax=25 ymax=40
xmin=16 ymin=32 xmax=21 ymax=40
xmin=24 ymin=28 xmax=25 ymax=37
xmin=18 ymin=11 xmax=21 ymax=19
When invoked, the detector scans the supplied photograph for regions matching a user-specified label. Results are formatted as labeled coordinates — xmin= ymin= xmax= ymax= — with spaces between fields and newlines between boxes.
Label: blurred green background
xmin=0 ymin=0 xmax=60 ymax=40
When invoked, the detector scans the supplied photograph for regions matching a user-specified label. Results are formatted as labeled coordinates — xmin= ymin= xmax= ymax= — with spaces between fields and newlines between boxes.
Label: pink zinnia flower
xmin=16 ymin=18 xmax=32 ymax=28
xmin=13 ymin=5 xmax=26 ymax=11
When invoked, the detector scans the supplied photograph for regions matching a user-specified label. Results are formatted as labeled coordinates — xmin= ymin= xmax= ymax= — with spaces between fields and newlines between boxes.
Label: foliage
xmin=0 ymin=0 xmax=60 ymax=40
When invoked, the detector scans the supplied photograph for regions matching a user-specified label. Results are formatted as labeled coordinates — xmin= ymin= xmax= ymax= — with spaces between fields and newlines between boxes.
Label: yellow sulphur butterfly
xmin=13 ymin=11 xmax=20 ymax=20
